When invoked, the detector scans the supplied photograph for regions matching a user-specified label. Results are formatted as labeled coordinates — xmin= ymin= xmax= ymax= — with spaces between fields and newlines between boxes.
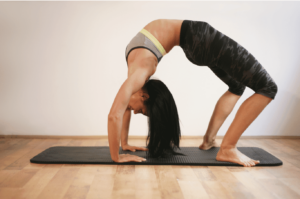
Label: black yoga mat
xmin=30 ymin=146 xmax=282 ymax=166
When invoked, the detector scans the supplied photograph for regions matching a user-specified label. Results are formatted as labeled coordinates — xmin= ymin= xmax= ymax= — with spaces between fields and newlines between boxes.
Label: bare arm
xmin=121 ymin=108 xmax=131 ymax=147
xmin=108 ymin=66 xmax=153 ymax=162
xmin=120 ymin=108 xmax=149 ymax=152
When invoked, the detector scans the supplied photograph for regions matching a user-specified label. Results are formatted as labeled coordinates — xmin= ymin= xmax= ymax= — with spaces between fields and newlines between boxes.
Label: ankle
xmin=220 ymin=144 xmax=236 ymax=150
xmin=203 ymin=135 xmax=216 ymax=143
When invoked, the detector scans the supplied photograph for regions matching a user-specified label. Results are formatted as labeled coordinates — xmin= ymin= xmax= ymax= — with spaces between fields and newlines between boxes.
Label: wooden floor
xmin=0 ymin=138 xmax=300 ymax=199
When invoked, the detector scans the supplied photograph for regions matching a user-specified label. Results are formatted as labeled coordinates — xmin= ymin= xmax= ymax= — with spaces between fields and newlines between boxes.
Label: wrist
xmin=121 ymin=142 xmax=128 ymax=147
xmin=111 ymin=154 xmax=120 ymax=162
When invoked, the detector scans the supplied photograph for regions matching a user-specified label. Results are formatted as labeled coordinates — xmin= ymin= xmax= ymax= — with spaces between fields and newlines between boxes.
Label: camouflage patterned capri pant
xmin=179 ymin=20 xmax=278 ymax=99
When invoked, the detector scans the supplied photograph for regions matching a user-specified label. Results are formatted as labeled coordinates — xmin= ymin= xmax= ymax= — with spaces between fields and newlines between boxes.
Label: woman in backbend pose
xmin=108 ymin=19 xmax=278 ymax=167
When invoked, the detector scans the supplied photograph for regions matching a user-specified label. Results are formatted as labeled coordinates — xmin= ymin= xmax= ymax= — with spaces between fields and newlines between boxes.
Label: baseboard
xmin=0 ymin=135 xmax=299 ymax=139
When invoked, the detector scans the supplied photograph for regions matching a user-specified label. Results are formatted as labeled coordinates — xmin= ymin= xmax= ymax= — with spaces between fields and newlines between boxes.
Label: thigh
xmin=209 ymin=65 xmax=246 ymax=96
xmin=212 ymin=29 xmax=277 ymax=98
xmin=217 ymin=46 xmax=277 ymax=98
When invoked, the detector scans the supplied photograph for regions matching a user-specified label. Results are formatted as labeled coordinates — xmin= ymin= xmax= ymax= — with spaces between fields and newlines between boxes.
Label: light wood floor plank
xmin=79 ymin=139 xmax=99 ymax=146
xmin=231 ymin=171 xmax=277 ymax=199
xmin=208 ymin=167 xmax=255 ymax=199
xmin=0 ymin=169 xmax=39 ymax=188
xmin=258 ymin=178 xmax=300 ymax=199
xmin=62 ymin=167 xmax=98 ymax=199
xmin=0 ymin=188 xmax=20 ymax=199
xmin=279 ymin=178 xmax=300 ymax=196
xmin=0 ymin=139 xmax=34 ymax=169
xmin=0 ymin=170 xmax=19 ymax=185
xmin=111 ymin=165 xmax=136 ymax=199
xmin=85 ymin=165 xmax=117 ymax=199
xmin=191 ymin=166 xmax=232 ymax=199
xmin=67 ymin=140 xmax=84 ymax=146
xmin=36 ymin=167 xmax=80 ymax=199
xmin=12 ymin=167 xmax=60 ymax=199
xmin=201 ymin=181 xmax=232 ymax=199
xmin=154 ymin=166 xmax=185 ymax=199
xmin=244 ymin=167 xmax=277 ymax=180
xmin=0 ymin=138 xmax=22 ymax=151
xmin=4 ymin=139 xmax=51 ymax=170
xmin=172 ymin=165 xmax=209 ymax=199
xmin=192 ymin=166 xmax=217 ymax=182
xmin=267 ymin=139 xmax=299 ymax=156
xmin=135 ymin=165 xmax=161 ymax=199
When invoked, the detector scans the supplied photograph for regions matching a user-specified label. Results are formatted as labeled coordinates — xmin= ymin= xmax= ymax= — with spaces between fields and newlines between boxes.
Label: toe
xmin=243 ymin=162 xmax=249 ymax=167
xmin=248 ymin=161 xmax=253 ymax=167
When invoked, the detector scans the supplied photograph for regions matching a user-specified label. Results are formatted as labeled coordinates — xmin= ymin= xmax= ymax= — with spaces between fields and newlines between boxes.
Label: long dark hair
xmin=142 ymin=79 xmax=185 ymax=158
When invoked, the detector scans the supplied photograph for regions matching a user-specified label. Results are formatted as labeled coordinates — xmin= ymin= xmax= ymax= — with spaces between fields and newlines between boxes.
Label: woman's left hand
xmin=122 ymin=144 xmax=149 ymax=152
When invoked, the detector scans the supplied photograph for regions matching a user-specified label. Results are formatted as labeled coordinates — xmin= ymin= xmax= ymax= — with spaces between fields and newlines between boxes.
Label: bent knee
xmin=228 ymin=85 xmax=246 ymax=96
xmin=255 ymin=81 xmax=278 ymax=100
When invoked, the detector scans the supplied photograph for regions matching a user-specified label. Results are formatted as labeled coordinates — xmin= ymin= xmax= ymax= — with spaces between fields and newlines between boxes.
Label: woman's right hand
xmin=114 ymin=154 xmax=147 ymax=163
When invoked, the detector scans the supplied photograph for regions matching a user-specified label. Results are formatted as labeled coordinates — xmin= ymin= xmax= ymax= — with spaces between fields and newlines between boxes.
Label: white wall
xmin=0 ymin=1 xmax=299 ymax=136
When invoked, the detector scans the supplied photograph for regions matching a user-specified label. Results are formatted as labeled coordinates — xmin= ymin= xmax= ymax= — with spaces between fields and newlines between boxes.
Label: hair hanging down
xmin=142 ymin=79 xmax=185 ymax=158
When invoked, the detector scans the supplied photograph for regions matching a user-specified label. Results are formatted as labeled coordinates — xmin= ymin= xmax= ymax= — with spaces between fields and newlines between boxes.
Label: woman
xmin=108 ymin=19 xmax=278 ymax=167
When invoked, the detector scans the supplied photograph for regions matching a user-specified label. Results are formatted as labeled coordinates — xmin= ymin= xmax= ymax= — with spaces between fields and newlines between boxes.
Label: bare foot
xmin=199 ymin=139 xmax=219 ymax=150
xmin=216 ymin=146 xmax=260 ymax=167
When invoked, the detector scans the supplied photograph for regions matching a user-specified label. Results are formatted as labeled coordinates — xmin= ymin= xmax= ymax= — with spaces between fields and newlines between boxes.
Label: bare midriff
xmin=127 ymin=19 xmax=184 ymax=76
xmin=143 ymin=19 xmax=184 ymax=53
